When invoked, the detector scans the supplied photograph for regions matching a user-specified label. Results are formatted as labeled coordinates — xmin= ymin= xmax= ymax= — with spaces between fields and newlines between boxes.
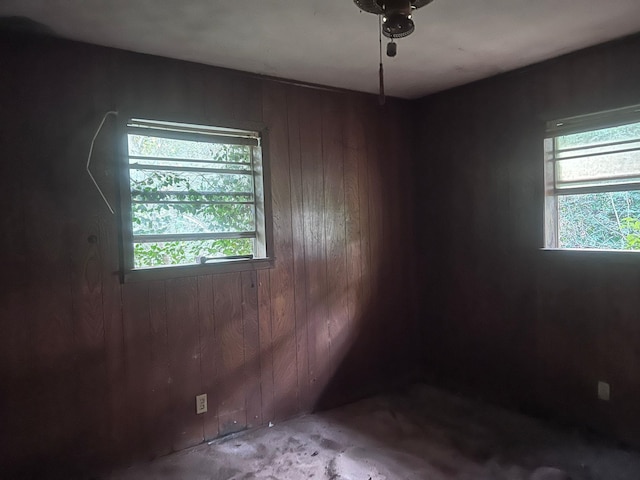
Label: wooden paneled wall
xmin=416 ymin=33 xmax=640 ymax=445
xmin=0 ymin=34 xmax=417 ymax=475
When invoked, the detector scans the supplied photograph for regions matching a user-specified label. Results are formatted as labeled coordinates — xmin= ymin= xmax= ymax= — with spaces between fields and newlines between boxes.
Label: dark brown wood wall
xmin=416 ymin=33 xmax=640 ymax=445
xmin=0 ymin=34 xmax=417 ymax=475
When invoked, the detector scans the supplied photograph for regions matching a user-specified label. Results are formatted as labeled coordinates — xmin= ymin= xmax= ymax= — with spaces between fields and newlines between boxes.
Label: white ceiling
xmin=2 ymin=1 xmax=640 ymax=99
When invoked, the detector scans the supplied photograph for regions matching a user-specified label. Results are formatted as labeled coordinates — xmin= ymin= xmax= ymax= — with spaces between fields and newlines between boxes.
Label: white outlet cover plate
xmin=196 ymin=394 xmax=208 ymax=414
xmin=597 ymin=381 xmax=610 ymax=401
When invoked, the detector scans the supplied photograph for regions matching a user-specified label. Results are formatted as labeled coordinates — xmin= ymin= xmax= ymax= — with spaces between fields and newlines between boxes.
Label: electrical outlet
xmin=597 ymin=381 xmax=610 ymax=401
xmin=196 ymin=394 xmax=208 ymax=414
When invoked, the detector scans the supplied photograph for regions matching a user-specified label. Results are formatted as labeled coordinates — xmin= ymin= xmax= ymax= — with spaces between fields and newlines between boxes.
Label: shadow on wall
xmin=0 ymin=252 xmax=417 ymax=479
xmin=314 ymin=253 xmax=419 ymax=411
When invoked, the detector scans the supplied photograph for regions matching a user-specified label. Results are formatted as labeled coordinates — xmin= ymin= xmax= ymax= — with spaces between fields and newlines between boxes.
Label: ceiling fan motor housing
xmin=383 ymin=0 xmax=414 ymax=38
xmin=354 ymin=0 xmax=434 ymax=38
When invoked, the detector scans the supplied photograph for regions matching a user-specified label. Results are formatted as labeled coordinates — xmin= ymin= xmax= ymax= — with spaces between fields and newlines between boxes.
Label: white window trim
xmin=118 ymin=116 xmax=273 ymax=282
xmin=543 ymin=105 xmax=640 ymax=251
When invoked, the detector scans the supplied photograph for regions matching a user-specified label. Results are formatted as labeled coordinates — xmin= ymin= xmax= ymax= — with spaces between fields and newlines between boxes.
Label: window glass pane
xmin=129 ymin=169 xmax=253 ymax=196
xmin=555 ymin=140 xmax=640 ymax=159
xmin=556 ymin=122 xmax=640 ymax=150
xmin=557 ymin=191 xmax=640 ymax=249
xmin=126 ymin=122 xmax=264 ymax=270
xmin=133 ymin=238 xmax=253 ymax=268
xmin=131 ymin=203 xmax=255 ymax=235
xmin=555 ymin=150 xmax=640 ymax=188
xmin=128 ymin=134 xmax=251 ymax=163
xmin=131 ymin=157 xmax=252 ymax=171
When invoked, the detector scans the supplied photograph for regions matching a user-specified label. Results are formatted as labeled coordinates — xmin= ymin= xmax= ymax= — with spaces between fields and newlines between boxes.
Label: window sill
xmin=122 ymin=257 xmax=274 ymax=283
xmin=540 ymin=247 xmax=640 ymax=253
xmin=539 ymin=247 xmax=640 ymax=265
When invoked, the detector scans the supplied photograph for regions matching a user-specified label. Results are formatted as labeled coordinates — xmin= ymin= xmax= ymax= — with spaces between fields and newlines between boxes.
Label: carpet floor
xmin=105 ymin=385 xmax=640 ymax=480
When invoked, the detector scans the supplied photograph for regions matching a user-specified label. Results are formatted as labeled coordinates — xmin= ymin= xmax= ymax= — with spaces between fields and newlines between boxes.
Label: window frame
xmin=543 ymin=105 xmax=640 ymax=251
xmin=117 ymin=114 xmax=274 ymax=283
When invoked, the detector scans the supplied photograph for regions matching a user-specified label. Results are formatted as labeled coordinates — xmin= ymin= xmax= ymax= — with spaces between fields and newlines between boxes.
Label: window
xmin=121 ymin=118 xmax=270 ymax=278
xmin=544 ymin=106 xmax=640 ymax=251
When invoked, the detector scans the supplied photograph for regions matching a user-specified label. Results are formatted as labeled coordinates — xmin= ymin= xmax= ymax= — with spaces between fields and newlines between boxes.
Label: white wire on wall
xmin=86 ymin=110 xmax=118 ymax=214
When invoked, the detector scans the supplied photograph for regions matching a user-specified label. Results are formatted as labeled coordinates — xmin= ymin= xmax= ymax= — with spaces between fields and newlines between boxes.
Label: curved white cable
xmin=86 ymin=110 xmax=118 ymax=214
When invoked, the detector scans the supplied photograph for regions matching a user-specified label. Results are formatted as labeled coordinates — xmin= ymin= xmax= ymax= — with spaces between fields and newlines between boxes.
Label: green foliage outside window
xmin=128 ymin=133 xmax=257 ymax=268
xmin=558 ymin=191 xmax=640 ymax=250
xmin=133 ymin=239 xmax=252 ymax=268
xmin=622 ymin=216 xmax=640 ymax=249
xmin=552 ymin=118 xmax=640 ymax=251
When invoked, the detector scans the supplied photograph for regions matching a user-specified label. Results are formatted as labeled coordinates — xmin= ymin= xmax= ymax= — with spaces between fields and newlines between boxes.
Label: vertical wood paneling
xmin=63 ymin=50 xmax=113 ymax=461
xmin=298 ymin=89 xmax=330 ymax=406
xmin=355 ymin=98 xmax=373 ymax=315
xmin=416 ymin=33 xmax=640 ymax=446
xmin=321 ymin=92 xmax=349 ymax=376
xmin=386 ymin=101 xmax=416 ymax=373
xmin=204 ymin=69 xmax=236 ymax=123
xmin=198 ymin=275 xmax=218 ymax=440
xmin=68 ymin=49 xmax=117 ymax=456
xmin=263 ymin=82 xmax=299 ymax=420
xmin=344 ymin=95 xmax=365 ymax=357
xmin=0 ymin=39 xmax=31 ymax=469
xmin=365 ymin=101 xmax=384 ymax=288
xmin=287 ymin=85 xmax=311 ymax=412
xmin=363 ymin=100 xmax=384 ymax=358
xmin=121 ymin=282 xmax=151 ymax=451
xmin=6 ymin=28 xmax=640 ymax=473
xmin=82 ymin=49 xmax=129 ymax=463
xmin=212 ymin=273 xmax=247 ymax=435
xmin=257 ymin=270 xmax=275 ymax=423
xmin=70 ymin=215 xmax=108 ymax=460
xmin=1 ymin=34 xmax=417 ymax=474
xmin=234 ymin=75 xmax=264 ymax=124
xmin=25 ymin=44 xmax=79 ymax=463
xmin=117 ymin=52 xmax=206 ymax=122
xmin=147 ymin=281 xmax=171 ymax=456
xmin=241 ymin=271 xmax=262 ymax=427
xmin=165 ymin=277 xmax=203 ymax=450
xmin=102 ymin=242 xmax=127 ymax=462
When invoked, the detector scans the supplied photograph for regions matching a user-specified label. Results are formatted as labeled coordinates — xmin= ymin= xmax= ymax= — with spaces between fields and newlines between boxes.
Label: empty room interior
xmin=3 ymin=1 xmax=640 ymax=479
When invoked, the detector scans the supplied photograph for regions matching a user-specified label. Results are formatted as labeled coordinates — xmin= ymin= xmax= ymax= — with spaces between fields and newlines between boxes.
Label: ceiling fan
xmin=353 ymin=0 xmax=435 ymax=103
